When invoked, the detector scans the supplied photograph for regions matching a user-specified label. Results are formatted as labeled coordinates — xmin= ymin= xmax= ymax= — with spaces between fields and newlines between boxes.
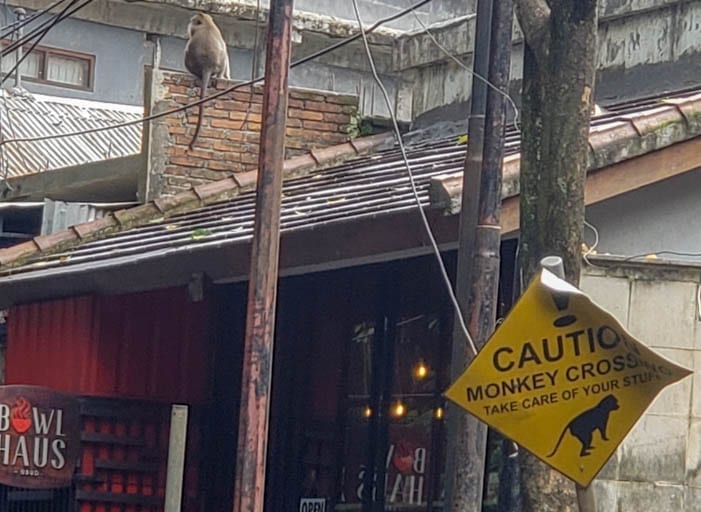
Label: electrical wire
xmin=411 ymin=10 xmax=521 ymax=132
xmin=237 ymin=0 xmax=263 ymax=132
xmin=1 ymin=0 xmax=85 ymax=56
xmin=582 ymin=218 xmax=600 ymax=266
xmin=583 ymin=241 xmax=701 ymax=272
xmin=0 ymin=4 xmax=27 ymax=192
xmin=0 ymin=0 xmax=69 ymax=40
xmin=350 ymin=0 xmax=478 ymax=357
xmin=1 ymin=0 xmax=77 ymax=56
xmin=0 ymin=0 xmax=434 ymax=148
xmin=4 ymin=11 xmax=33 ymax=179
xmin=612 ymin=250 xmax=701 ymax=262
xmin=0 ymin=0 xmax=8 ymax=191
xmin=0 ymin=0 xmax=92 ymax=88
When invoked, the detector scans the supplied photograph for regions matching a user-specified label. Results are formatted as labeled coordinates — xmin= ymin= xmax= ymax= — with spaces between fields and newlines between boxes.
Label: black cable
xmin=239 ymin=0 xmax=262 ymax=131
xmin=350 ymin=0 xmax=478 ymax=354
xmin=0 ymin=0 xmax=433 ymax=147
xmin=0 ymin=0 xmax=69 ymax=41
xmin=0 ymin=0 xmax=89 ymax=87
xmin=615 ymin=250 xmax=701 ymax=263
xmin=2 ymin=0 xmax=82 ymax=55
xmin=2 ymin=0 xmax=88 ymax=58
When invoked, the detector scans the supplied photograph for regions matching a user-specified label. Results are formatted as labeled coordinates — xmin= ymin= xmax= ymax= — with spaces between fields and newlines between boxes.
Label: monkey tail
xmin=546 ymin=426 xmax=568 ymax=458
xmin=189 ymin=70 xmax=211 ymax=150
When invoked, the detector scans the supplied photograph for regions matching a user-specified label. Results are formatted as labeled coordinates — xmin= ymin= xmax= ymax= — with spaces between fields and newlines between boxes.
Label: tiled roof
xmin=0 ymin=91 xmax=141 ymax=178
xmin=0 ymin=86 xmax=700 ymax=285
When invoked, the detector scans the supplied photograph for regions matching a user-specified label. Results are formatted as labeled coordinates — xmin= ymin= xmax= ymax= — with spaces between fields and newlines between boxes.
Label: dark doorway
xmin=266 ymin=254 xmax=458 ymax=511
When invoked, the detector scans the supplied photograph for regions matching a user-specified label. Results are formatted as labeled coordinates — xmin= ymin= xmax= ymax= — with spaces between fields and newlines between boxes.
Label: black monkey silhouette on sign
xmin=547 ymin=394 xmax=620 ymax=457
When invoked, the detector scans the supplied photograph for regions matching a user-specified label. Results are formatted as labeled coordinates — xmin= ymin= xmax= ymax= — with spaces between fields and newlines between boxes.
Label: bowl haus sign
xmin=0 ymin=386 xmax=79 ymax=489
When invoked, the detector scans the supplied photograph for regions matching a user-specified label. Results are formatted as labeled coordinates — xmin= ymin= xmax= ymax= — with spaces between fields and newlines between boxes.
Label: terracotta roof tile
xmin=153 ymin=193 xmax=199 ymax=213
xmin=33 ymin=230 xmax=78 ymax=252
xmin=350 ymin=133 xmax=395 ymax=153
xmin=0 ymin=241 xmax=39 ymax=267
xmin=112 ymin=204 xmax=163 ymax=227
xmin=620 ymin=106 xmax=682 ymax=136
xmin=310 ymin=144 xmax=355 ymax=166
xmin=282 ymin=155 xmax=317 ymax=179
xmin=194 ymin=178 xmax=242 ymax=202
xmin=662 ymin=95 xmax=701 ymax=132
xmin=233 ymin=171 xmax=258 ymax=190
xmin=72 ymin=216 xmax=118 ymax=239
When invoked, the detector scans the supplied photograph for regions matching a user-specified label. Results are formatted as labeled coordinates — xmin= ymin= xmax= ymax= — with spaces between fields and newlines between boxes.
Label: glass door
xmin=337 ymin=311 xmax=449 ymax=511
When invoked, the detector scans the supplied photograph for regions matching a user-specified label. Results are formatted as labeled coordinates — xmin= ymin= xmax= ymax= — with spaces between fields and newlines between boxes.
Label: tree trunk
xmin=514 ymin=0 xmax=598 ymax=510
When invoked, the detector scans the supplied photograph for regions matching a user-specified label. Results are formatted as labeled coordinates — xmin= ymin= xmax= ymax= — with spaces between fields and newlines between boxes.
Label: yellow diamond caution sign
xmin=445 ymin=269 xmax=692 ymax=487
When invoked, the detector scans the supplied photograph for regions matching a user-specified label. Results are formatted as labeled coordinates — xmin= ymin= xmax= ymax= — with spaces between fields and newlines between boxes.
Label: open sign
xmin=299 ymin=498 xmax=326 ymax=512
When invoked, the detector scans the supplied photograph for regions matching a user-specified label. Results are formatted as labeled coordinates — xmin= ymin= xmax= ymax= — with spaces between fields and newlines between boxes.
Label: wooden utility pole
xmin=232 ymin=1 xmax=294 ymax=510
xmin=444 ymin=0 xmax=513 ymax=509
xmin=514 ymin=0 xmax=599 ymax=510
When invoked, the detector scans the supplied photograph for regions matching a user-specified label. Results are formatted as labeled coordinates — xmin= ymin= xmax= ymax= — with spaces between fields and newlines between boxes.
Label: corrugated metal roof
xmin=0 ymin=91 xmax=142 ymax=178
xmin=1 ymin=85 xmax=700 ymax=282
xmin=14 ymin=139 xmax=456 ymax=271
xmin=0 ymin=137 xmax=464 ymax=278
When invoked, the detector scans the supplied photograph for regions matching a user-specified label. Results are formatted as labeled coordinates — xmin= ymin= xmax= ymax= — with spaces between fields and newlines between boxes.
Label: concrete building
xmin=2 ymin=0 xmax=700 ymax=124
xmin=0 ymin=81 xmax=698 ymax=511
xmin=0 ymin=1 xmax=699 ymax=509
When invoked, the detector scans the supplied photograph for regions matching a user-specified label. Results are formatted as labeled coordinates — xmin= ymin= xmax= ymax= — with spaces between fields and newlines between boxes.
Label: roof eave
xmin=2 ymin=134 xmax=700 ymax=308
xmin=0 ymin=207 xmax=457 ymax=309
xmin=430 ymin=96 xmax=701 ymax=213
xmin=0 ymin=132 xmax=396 ymax=270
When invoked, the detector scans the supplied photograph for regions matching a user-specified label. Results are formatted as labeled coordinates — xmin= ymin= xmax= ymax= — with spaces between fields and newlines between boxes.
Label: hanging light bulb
xmin=413 ymin=359 xmax=429 ymax=380
xmin=434 ymin=407 xmax=444 ymax=420
xmin=363 ymin=406 xmax=372 ymax=418
xmin=392 ymin=401 xmax=406 ymax=418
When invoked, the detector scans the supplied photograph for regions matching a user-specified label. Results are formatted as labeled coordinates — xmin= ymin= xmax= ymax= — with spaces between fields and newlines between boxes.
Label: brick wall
xmin=142 ymin=70 xmax=359 ymax=199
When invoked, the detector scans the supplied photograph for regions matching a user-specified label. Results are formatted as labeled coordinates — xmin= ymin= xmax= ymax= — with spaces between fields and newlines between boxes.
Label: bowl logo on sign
xmin=10 ymin=398 xmax=32 ymax=434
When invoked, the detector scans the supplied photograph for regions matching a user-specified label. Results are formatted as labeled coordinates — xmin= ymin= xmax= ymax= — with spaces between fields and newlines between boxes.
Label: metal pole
xmin=539 ymin=255 xmax=598 ymax=512
xmin=165 ymin=404 xmax=189 ymax=512
xmin=444 ymin=0 xmax=493 ymax=510
xmin=232 ymin=1 xmax=294 ymax=510
xmin=13 ymin=8 xmax=26 ymax=89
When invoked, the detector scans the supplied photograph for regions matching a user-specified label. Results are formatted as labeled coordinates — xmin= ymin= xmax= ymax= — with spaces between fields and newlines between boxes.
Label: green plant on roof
xmin=190 ymin=228 xmax=212 ymax=240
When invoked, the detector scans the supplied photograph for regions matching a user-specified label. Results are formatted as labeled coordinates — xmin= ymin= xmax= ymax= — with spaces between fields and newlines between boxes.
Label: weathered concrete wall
xmin=595 ymin=0 xmax=701 ymax=103
xmin=234 ymin=0 xmax=475 ymax=30
xmin=580 ymin=262 xmax=701 ymax=509
xmin=406 ymin=0 xmax=701 ymax=125
xmin=4 ymin=0 xmax=699 ymax=123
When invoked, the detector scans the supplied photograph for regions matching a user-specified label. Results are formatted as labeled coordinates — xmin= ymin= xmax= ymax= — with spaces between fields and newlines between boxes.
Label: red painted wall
xmin=6 ymin=288 xmax=210 ymax=403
